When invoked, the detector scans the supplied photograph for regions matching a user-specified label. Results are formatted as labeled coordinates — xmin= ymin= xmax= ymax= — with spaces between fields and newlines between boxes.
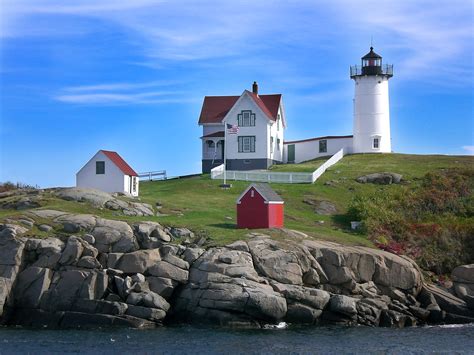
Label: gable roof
xmin=101 ymin=150 xmax=138 ymax=176
xmin=198 ymin=92 xmax=282 ymax=125
xmin=237 ymin=183 xmax=284 ymax=204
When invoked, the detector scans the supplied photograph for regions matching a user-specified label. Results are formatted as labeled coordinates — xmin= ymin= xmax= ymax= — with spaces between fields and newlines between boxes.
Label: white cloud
xmin=63 ymin=80 xmax=179 ymax=92
xmin=2 ymin=0 xmax=472 ymax=88
xmin=54 ymin=79 xmax=193 ymax=105
xmin=462 ymin=146 xmax=474 ymax=155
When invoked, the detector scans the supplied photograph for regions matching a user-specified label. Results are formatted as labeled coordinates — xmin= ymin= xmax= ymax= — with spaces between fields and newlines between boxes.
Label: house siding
xmin=283 ymin=137 xmax=353 ymax=163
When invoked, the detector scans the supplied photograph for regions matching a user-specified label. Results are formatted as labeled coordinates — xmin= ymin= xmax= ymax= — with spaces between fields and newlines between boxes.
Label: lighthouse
xmin=350 ymin=47 xmax=393 ymax=153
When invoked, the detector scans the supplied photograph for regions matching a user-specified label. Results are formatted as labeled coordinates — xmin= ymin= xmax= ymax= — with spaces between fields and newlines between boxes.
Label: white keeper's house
xmin=198 ymin=46 xmax=393 ymax=173
xmin=76 ymin=150 xmax=139 ymax=196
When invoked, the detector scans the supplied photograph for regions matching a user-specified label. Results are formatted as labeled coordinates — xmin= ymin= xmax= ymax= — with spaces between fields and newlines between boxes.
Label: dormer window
xmin=238 ymin=110 xmax=256 ymax=127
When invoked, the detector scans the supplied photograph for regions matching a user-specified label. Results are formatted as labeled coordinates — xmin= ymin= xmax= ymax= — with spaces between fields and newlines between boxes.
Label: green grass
xmin=2 ymin=153 xmax=473 ymax=247
xmin=269 ymin=156 xmax=329 ymax=172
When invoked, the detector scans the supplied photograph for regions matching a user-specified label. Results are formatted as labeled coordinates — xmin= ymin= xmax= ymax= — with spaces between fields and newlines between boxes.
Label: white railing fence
xmin=311 ymin=148 xmax=345 ymax=182
xmin=210 ymin=164 xmax=225 ymax=179
xmin=210 ymin=149 xmax=346 ymax=184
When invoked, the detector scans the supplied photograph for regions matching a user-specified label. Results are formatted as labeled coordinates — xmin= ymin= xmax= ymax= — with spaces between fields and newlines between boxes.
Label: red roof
xmin=101 ymin=150 xmax=138 ymax=176
xmin=198 ymin=92 xmax=282 ymax=124
xmin=201 ymin=131 xmax=225 ymax=138
xmin=284 ymin=135 xmax=353 ymax=144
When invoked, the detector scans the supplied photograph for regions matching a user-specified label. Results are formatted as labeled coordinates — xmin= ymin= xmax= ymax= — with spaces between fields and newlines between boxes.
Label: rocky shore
xmin=0 ymin=188 xmax=473 ymax=329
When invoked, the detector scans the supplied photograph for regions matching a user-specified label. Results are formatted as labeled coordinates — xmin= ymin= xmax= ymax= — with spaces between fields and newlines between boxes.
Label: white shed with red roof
xmin=76 ymin=150 xmax=139 ymax=196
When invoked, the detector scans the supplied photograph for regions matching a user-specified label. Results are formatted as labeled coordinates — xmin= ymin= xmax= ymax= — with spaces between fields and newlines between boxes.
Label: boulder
xmin=126 ymin=291 xmax=170 ymax=312
xmin=38 ymin=224 xmax=53 ymax=232
xmin=329 ymin=295 xmax=358 ymax=316
xmin=55 ymin=214 xmax=96 ymax=233
xmin=148 ymin=261 xmax=189 ymax=283
xmin=452 ymin=264 xmax=474 ymax=284
xmin=133 ymin=222 xmax=171 ymax=249
xmin=356 ymin=173 xmax=402 ymax=185
xmin=248 ymin=238 xmax=303 ymax=285
xmin=182 ymin=247 xmax=205 ymax=264
xmin=115 ymin=249 xmax=161 ymax=274
xmin=303 ymin=198 xmax=337 ymax=215
xmin=14 ymin=267 xmax=53 ymax=308
xmin=40 ymin=269 xmax=108 ymax=312
xmin=169 ymin=227 xmax=194 ymax=240
xmin=58 ymin=236 xmax=84 ymax=265
xmin=56 ymin=188 xmax=113 ymax=207
xmin=126 ymin=305 xmax=166 ymax=322
xmin=76 ymin=256 xmax=101 ymax=269
xmin=93 ymin=218 xmax=137 ymax=253
xmin=147 ymin=276 xmax=178 ymax=299
xmin=286 ymin=303 xmax=323 ymax=324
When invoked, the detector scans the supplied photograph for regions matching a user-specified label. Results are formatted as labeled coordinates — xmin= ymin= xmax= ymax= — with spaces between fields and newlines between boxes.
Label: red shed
xmin=236 ymin=183 xmax=284 ymax=229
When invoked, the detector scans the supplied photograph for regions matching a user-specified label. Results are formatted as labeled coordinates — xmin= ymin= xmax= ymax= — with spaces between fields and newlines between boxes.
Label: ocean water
xmin=0 ymin=324 xmax=473 ymax=354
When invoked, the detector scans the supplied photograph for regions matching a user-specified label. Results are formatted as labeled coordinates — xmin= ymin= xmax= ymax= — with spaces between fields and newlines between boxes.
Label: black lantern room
xmin=361 ymin=47 xmax=383 ymax=75
xmin=350 ymin=47 xmax=393 ymax=78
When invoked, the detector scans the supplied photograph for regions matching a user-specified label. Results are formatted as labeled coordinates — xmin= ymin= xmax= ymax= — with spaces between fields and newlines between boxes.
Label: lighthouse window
xmin=373 ymin=138 xmax=380 ymax=149
xmin=319 ymin=140 xmax=327 ymax=153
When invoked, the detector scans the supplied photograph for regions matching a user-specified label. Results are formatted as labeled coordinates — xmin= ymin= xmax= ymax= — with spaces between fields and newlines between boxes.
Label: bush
xmin=349 ymin=169 xmax=474 ymax=274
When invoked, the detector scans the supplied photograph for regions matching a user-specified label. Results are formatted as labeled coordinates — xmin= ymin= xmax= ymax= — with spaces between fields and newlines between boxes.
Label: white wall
xmin=267 ymin=106 xmax=284 ymax=162
xmin=124 ymin=175 xmax=139 ymax=197
xmin=352 ymin=75 xmax=391 ymax=153
xmin=224 ymin=93 xmax=270 ymax=161
xmin=283 ymin=137 xmax=353 ymax=163
xmin=76 ymin=151 xmax=136 ymax=195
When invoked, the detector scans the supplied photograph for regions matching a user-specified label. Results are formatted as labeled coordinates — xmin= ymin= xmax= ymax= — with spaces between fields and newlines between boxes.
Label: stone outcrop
xmin=356 ymin=173 xmax=403 ymax=185
xmin=452 ymin=264 xmax=474 ymax=309
xmin=0 ymin=214 xmax=473 ymax=329
xmin=55 ymin=188 xmax=154 ymax=216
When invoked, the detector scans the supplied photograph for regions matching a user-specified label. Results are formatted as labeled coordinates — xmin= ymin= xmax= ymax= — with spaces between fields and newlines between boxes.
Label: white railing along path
xmin=210 ymin=148 xmax=346 ymax=184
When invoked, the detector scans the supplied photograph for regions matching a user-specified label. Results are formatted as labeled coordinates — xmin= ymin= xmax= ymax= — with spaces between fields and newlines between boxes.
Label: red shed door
xmin=237 ymin=187 xmax=269 ymax=229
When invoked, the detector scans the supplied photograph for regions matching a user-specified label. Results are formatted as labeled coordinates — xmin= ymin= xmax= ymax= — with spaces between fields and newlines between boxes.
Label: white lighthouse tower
xmin=351 ymin=47 xmax=393 ymax=153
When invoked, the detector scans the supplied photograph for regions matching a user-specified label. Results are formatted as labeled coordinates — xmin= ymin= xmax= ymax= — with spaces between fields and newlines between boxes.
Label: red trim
xmin=284 ymin=135 xmax=353 ymax=144
xmin=101 ymin=150 xmax=138 ymax=176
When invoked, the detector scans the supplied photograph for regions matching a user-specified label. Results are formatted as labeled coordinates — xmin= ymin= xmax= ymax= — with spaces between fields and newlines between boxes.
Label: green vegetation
xmin=269 ymin=156 xmax=328 ymax=172
xmin=136 ymin=153 xmax=473 ymax=249
xmin=2 ymin=153 xmax=473 ymax=268
xmin=348 ymin=168 xmax=474 ymax=274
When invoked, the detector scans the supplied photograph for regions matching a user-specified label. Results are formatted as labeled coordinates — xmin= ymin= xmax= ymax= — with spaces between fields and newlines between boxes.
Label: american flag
xmin=226 ymin=123 xmax=239 ymax=134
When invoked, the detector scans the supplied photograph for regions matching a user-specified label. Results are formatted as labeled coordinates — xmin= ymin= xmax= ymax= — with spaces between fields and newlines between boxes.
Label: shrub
xmin=349 ymin=169 xmax=474 ymax=274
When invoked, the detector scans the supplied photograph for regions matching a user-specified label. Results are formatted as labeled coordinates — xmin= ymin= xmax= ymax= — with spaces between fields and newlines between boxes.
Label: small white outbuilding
xmin=76 ymin=150 xmax=139 ymax=196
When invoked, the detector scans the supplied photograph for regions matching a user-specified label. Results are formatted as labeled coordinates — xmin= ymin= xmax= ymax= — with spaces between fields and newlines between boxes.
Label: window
xmin=277 ymin=114 xmax=280 ymax=131
xmin=270 ymin=137 xmax=274 ymax=153
xmin=251 ymin=189 xmax=255 ymax=198
xmin=238 ymin=136 xmax=256 ymax=153
xmin=319 ymin=140 xmax=327 ymax=153
xmin=237 ymin=110 xmax=256 ymax=127
xmin=132 ymin=177 xmax=137 ymax=192
xmin=96 ymin=161 xmax=105 ymax=174
xmin=373 ymin=138 xmax=380 ymax=149
xmin=277 ymin=138 xmax=280 ymax=151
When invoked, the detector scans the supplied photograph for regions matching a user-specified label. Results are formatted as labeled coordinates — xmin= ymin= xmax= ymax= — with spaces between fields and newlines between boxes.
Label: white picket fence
xmin=210 ymin=148 xmax=346 ymax=184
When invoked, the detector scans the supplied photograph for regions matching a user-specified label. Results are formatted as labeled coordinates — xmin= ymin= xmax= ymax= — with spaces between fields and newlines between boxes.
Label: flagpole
xmin=224 ymin=121 xmax=227 ymax=185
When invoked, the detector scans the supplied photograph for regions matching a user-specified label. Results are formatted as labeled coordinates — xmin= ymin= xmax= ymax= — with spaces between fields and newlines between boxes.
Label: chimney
xmin=252 ymin=81 xmax=258 ymax=95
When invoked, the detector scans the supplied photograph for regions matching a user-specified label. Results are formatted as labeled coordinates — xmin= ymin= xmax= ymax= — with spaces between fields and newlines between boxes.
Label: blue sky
xmin=1 ymin=0 xmax=473 ymax=188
